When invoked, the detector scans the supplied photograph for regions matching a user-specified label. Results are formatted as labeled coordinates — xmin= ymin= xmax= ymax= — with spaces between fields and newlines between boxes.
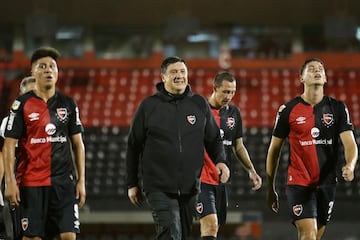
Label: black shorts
xmin=196 ymin=183 xmax=217 ymax=219
xmin=19 ymin=184 xmax=80 ymax=238
xmin=286 ymin=185 xmax=336 ymax=226
xmin=195 ymin=183 xmax=228 ymax=225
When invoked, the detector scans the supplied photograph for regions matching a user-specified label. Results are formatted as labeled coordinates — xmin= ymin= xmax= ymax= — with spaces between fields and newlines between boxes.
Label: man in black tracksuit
xmin=126 ymin=56 xmax=229 ymax=240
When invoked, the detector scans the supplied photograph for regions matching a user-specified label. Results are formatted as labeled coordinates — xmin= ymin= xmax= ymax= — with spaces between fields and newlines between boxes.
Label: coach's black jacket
xmin=126 ymin=82 xmax=225 ymax=195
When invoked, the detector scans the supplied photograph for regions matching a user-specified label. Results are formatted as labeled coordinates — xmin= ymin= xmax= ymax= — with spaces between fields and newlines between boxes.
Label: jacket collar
xmin=155 ymin=82 xmax=193 ymax=101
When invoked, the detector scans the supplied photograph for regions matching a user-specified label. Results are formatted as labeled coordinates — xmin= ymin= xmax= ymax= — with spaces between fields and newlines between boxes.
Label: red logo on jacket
xmin=187 ymin=115 xmax=196 ymax=125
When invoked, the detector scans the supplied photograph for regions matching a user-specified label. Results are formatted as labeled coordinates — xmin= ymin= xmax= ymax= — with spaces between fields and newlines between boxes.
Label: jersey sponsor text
xmin=30 ymin=136 xmax=67 ymax=144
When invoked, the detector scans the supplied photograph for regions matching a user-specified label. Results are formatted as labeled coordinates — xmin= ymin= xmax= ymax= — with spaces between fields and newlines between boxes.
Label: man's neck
xmin=208 ymin=95 xmax=222 ymax=109
xmin=35 ymin=88 xmax=55 ymax=102
xmin=302 ymin=84 xmax=324 ymax=106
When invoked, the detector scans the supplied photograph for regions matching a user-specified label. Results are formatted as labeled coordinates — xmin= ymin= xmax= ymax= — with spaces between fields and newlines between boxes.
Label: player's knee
xmin=207 ymin=223 xmax=218 ymax=235
xmin=297 ymin=228 xmax=317 ymax=240
xmin=200 ymin=215 xmax=219 ymax=236
xmin=295 ymin=218 xmax=317 ymax=240
xmin=58 ymin=232 xmax=77 ymax=240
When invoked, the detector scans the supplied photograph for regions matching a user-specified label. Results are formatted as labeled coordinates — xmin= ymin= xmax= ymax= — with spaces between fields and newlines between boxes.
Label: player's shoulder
xmin=277 ymin=96 xmax=302 ymax=114
xmin=227 ymin=103 xmax=240 ymax=111
xmin=10 ymin=91 xmax=34 ymax=111
xmin=325 ymin=95 xmax=344 ymax=105
xmin=55 ymin=91 xmax=73 ymax=100
xmin=223 ymin=103 xmax=241 ymax=116
xmin=323 ymin=96 xmax=348 ymax=113
xmin=54 ymin=91 xmax=78 ymax=105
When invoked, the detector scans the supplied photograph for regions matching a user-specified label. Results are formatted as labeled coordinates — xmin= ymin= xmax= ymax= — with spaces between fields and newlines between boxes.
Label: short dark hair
xmin=299 ymin=58 xmax=324 ymax=76
xmin=30 ymin=46 xmax=61 ymax=66
xmin=213 ymin=72 xmax=236 ymax=88
xmin=20 ymin=76 xmax=35 ymax=94
xmin=160 ymin=56 xmax=186 ymax=74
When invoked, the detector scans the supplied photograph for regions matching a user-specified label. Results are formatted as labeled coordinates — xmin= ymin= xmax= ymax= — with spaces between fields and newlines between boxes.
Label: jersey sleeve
xmin=68 ymin=98 xmax=84 ymax=136
xmin=272 ymin=104 xmax=290 ymax=138
xmin=0 ymin=117 xmax=7 ymax=149
xmin=336 ymin=101 xmax=354 ymax=133
xmin=4 ymin=99 xmax=26 ymax=139
xmin=234 ymin=107 xmax=243 ymax=139
xmin=0 ymin=117 xmax=7 ymax=139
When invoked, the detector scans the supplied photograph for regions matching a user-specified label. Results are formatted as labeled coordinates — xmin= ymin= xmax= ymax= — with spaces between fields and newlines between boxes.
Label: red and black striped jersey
xmin=273 ymin=96 xmax=354 ymax=187
xmin=5 ymin=91 xmax=83 ymax=187
xmin=201 ymin=104 xmax=243 ymax=185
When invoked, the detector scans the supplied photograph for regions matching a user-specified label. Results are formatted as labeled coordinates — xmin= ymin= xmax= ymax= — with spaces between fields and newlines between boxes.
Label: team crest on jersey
xmin=56 ymin=108 xmax=68 ymax=122
xmin=21 ymin=218 xmax=29 ymax=231
xmin=196 ymin=202 xmax=203 ymax=214
xmin=11 ymin=100 xmax=21 ymax=110
xmin=293 ymin=204 xmax=303 ymax=216
xmin=226 ymin=117 xmax=235 ymax=129
xmin=187 ymin=115 xmax=196 ymax=125
xmin=322 ymin=113 xmax=334 ymax=127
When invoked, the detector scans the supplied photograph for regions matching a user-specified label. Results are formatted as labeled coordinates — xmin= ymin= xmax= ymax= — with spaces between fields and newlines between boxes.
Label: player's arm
xmin=339 ymin=130 xmax=358 ymax=182
xmin=70 ymin=133 xmax=86 ymax=208
xmin=0 ymin=118 xmax=7 ymax=205
xmin=0 ymin=148 xmax=4 ymax=206
xmin=265 ymin=136 xmax=284 ymax=213
xmin=233 ymin=137 xmax=262 ymax=190
xmin=3 ymin=137 xmax=20 ymax=205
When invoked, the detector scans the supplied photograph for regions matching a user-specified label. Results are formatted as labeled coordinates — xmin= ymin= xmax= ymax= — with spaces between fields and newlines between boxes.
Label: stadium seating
xmin=55 ymin=67 xmax=360 ymax=129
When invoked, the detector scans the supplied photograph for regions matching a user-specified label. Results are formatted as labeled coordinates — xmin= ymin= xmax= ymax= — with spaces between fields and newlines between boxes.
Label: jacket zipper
xmin=176 ymin=101 xmax=182 ymax=153
xmin=178 ymin=133 xmax=182 ymax=152
xmin=176 ymin=101 xmax=182 ymax=196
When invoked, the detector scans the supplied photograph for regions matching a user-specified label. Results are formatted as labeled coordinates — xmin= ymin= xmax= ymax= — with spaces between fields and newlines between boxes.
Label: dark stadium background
xmin=1 ymin=0 xmax=360 ymax=239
